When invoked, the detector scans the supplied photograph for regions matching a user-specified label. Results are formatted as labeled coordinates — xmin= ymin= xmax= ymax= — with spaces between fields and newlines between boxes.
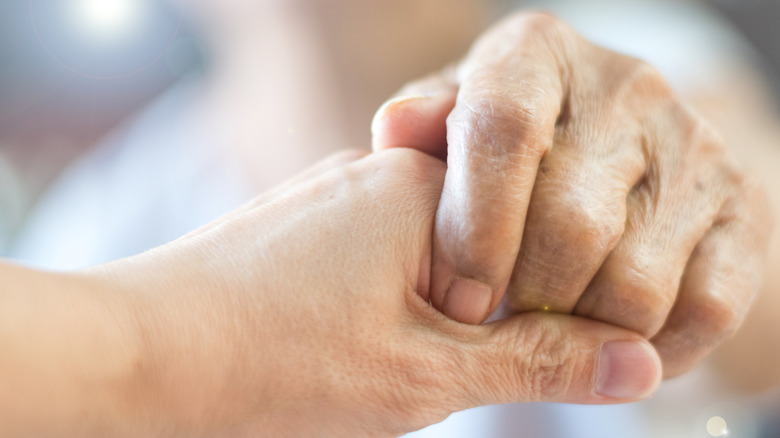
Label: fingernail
xmin=442 ymin=278 xmax=492 ymax=324
xmin=371 ymin=92 xmax=452 ymax=133
xmin=372 ymin=95 xmax=427 ymax=128
xmin=595 ymin=341 xmax=661 ymax=400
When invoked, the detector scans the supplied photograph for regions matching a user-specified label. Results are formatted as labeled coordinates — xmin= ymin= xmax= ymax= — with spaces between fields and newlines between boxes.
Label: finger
xmin=507 ymin=133 xmax=645 ymax=314
xmin=430 ymin=13 xmax=571 ymax=324
xmin=442 ymin=312 xmax=661 ymax=409
xmin=508 ymin=50 xmax=670 ymax=314
xmin=371 ymin=69 xmax=459 ymax=161
xmin=575 ymin=112 xmax=728 ymax=338
xmin=651 ymin=180 xmax=770 ymax=377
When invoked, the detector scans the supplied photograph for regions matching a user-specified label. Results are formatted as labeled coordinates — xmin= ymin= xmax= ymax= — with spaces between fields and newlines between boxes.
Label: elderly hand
xmin=372 ymin=11 xmax=772 ymax=377
xmin=12 ymin=149 xmax=659 ymax=437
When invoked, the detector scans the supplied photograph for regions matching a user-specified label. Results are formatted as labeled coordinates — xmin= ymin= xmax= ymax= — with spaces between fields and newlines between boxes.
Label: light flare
xmin=73 ymin=0 xmax=145 ymax=39
xmin=706 ymin=416 xmax=728 ymax=437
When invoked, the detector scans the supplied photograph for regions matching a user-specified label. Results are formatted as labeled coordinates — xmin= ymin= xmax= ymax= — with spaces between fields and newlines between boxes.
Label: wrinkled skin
xmin=3 ymin=149 xmax=657 ymax=438
xmin=373 ymin=12 xmax=772 ymax=378
xmin=1 ymin=10 xmax=772 ymax=437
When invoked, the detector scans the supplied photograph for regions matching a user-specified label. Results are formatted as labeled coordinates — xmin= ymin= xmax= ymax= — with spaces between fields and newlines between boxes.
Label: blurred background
xmin=0 ymin=0 xmax=778 ymax=436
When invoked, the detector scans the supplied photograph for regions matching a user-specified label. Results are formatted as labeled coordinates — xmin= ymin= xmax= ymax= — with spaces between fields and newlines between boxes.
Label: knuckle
xmin=653 ymin=338 xmax=699 ymax=379
xmin=714 ymin=164 xmax=773 ymax=235
xmin=612 ymin=58 xmax=674 ymax=106
xmin=528 ymin=347 xmax=577 ymax=400
xmin=449 ymin=91 xmax=554 ymax=158
xmin=667 ymin=115 xmax=758 ymax=206
xmin=685 ymin=113 xmax=728 ymax=158
xmin=606 ymin=261 xmax=678 ymax=335
xmin=523 ymin=325 xmax=578 ymax=400
xmin=493 ymin=321 xmax=579 ymax=401
xmin=663 ymin=103 xmax=734 ymax=168
xmin=631 ymin=59 xmax=668 ymax=88
xmin=538 ymin=186 xmax=625 ymax=258
xmin=688 ymin=291 xmax=741 ymax=343
xmin=506 ymin=11 xmax=573 ymax=42
xmin=517 ymin=11 xmax=564 ymax=32
xmin=463 ymin=92 xmax=524 ymax=124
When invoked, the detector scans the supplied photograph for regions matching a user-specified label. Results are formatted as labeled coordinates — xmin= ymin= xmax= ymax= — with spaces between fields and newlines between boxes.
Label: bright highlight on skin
xmin=706 ymin=416 xmax=728 ymax=436
xmin=73 ymin=0 xmax=143 ymax=38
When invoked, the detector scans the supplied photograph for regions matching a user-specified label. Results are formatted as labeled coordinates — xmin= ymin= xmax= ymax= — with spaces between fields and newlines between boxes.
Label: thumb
xmin=371 ymin=71 xmax=458 ymax=161
xmin=448 ymin=312 xmax=662 ymax=409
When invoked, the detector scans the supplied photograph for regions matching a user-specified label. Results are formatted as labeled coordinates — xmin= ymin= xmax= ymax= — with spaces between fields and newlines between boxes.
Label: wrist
xmin=87 ymin=248 xmax=283 ymax=436
xmin=0 ymin=263 xmax=146 ymax=436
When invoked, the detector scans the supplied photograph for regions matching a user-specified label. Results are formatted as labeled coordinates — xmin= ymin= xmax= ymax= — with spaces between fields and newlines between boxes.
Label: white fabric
xmin=7 ymin=79 xmax=251 ymax=270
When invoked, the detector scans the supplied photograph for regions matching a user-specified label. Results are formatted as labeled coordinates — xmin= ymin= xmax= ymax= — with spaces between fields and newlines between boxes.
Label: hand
xmin=63 ymin=149 xmax=659 ymax=437
xmin=372 ymin=12 xmax=772 ymax=377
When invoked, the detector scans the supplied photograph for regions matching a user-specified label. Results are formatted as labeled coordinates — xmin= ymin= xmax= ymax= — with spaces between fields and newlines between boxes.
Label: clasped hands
xmin=70 ymin=12 xmax=770 ymax=438
xmin=372 ymin=11 xmax=770 ymax=377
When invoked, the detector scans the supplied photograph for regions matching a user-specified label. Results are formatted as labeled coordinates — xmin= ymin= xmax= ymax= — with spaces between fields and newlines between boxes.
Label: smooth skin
xmin=0 ymin=150 xmax=661 ymax=437
xmin=372 ymin=11 xmax=772 ymax=378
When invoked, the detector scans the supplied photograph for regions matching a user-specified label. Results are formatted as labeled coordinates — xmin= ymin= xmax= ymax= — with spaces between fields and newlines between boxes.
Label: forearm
xmin=0 ymin=261 xmax=145 ymax=436
xmin=0 ymin=239 xmax=298 ymax=436
xmin=83 ymin=249 xmax=284 ymax=436
xmin=0 ymin=147 xmax=671 ymax=437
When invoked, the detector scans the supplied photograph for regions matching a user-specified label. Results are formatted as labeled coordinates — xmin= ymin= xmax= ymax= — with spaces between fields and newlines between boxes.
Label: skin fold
xmin=0 ymin=150 xmax=661 ymax=437
xmin=0 ymin=8 xmax=774 ymax=437
xmin=373 ymin=11 xmax=772 ymax=379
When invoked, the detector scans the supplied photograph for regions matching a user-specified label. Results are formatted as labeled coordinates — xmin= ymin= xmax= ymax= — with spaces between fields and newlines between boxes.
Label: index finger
xmin=430 ymin=12 xmax=570 ymax=324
